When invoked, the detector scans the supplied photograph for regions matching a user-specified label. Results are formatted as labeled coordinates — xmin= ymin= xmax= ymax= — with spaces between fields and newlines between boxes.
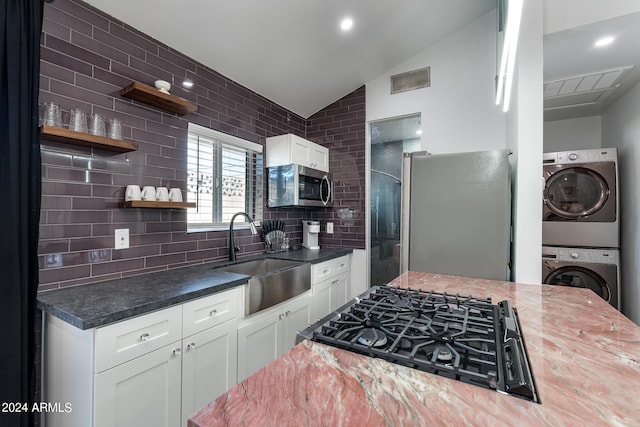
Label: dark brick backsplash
xmin=37 ymin=0 xmax=365 ymax=290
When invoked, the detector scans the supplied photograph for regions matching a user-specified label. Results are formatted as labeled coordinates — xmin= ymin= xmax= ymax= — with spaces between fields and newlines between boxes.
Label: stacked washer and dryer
xmin=542 ymin=148 xmax=621 ymax=310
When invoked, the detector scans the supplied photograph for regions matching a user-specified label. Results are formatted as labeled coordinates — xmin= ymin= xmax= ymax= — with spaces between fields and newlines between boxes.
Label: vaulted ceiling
xmin=84 ymin=0 xmax=496 ymax=118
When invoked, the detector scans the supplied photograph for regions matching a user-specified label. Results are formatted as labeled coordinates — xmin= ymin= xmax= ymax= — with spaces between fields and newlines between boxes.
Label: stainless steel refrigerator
xmin=400 ymin=150 xmax=511 ymax=281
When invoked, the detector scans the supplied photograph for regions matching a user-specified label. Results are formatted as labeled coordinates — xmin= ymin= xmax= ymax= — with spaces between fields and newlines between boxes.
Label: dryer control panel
xmin=543 ymin=147 xmax=617 ymax=165
xmin=542 ymin=246 xmax=619 ymax=264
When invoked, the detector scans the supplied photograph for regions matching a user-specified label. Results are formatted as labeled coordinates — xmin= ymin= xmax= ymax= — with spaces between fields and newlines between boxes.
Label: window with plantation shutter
xmin=187 ymin=123 xmax=263 ymax=231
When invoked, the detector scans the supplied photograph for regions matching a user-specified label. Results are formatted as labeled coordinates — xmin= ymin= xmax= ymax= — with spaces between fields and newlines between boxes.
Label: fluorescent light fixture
xmin=495 ymin=0 xmax=524 ymax=112
xmin=340 ymin=18 xmax=353 ymax=31
xmin=182 ymin=79 xmax=194 ymax=89
xmin=595 ymin=36 xmax=615 ymax=47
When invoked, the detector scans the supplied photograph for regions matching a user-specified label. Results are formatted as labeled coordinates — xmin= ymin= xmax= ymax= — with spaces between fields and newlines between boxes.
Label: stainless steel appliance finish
xmin=267 ymin=164 xmax=332 ymax=207
xmin=400 ymin=150 xmax=511 ymax=281
xmin=298 ymin=285 xmax=538 ymax=403
xmin=542 ymin=148 xmax=619 ymax=248
xmin=542 ymin=246 xmax=620 ymax=310
xmin=220 ymin=259 xmax=311 ymax=315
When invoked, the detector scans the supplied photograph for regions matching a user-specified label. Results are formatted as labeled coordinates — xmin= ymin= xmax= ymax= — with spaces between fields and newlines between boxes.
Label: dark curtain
xmin=0 ymin=1 xmax=44 ymax=426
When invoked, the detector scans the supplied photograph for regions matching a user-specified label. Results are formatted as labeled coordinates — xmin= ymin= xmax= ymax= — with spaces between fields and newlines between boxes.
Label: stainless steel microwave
xmin=267 ymin=164 xmax=333 ymax=207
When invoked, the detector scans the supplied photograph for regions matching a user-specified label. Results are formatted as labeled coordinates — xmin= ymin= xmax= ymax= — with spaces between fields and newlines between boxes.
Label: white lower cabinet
xmin=43 ymin=256 xmax=351 ymax=427
xmin=43 ymin=287 xmax=241 ymax=427
xmin=94 ymin=343 xmax=182 ymax=427
xmin=311 ymin=255 xmax=350 ymax=321
xmin=181 ymin=319 xmax=237 ymax=425
xmin=237 ymin=291 xmax=312 ymax=381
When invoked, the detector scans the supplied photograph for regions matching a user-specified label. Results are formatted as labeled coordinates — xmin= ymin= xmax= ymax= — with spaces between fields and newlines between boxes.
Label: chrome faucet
xmin=228 ymin=212 xmax=258 ymax=262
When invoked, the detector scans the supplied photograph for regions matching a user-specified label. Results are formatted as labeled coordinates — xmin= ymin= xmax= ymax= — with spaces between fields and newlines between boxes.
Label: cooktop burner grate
xmin=298 ymin=285 xmax=538 ymax=403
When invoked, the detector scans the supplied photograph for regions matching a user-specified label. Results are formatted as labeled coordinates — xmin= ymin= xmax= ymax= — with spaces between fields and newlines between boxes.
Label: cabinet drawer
xmin=333 ymin=255 xmax=349 ymax=276
xmin=95 ymin=305 xmax=182 ymax=373
xmin=312 ymin=255 xmax=349 ymax=283
xmin=182 ymin=287 xmax=241 ymax=337
xmin=312 ymin=260 xmax=334 ymax=283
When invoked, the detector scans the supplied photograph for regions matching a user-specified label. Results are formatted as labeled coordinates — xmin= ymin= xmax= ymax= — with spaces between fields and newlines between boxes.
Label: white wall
xmin=602 ymin=80 xmax=640 ymax=325
xmin=365 ymin=7 xmax=545 ymax=284
xmin=366 ymin=10 xmax=505 ymax=154
xmin=544 ymin=0 xmax=640 ymax=34
xmin=508 ymin=0 xmax=544 ymax=284
xmin=544 ymin=116 xmax=602 ymax=152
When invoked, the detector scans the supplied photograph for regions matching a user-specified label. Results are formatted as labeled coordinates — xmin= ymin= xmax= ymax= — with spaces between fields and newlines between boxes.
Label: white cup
xmin=169 ymin=188 xmax=183 ymax=202
xmin=125 ymin=185 xmax=141 ymax=201
xmin=156 ymin=186 xmax=169 ymax=202
xmin=141 ymin=186 xmax=156 ymax=201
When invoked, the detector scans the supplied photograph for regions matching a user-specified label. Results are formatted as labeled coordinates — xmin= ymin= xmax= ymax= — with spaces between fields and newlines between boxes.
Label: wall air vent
xmin=391 ymin=66 xmax=431 ymax=95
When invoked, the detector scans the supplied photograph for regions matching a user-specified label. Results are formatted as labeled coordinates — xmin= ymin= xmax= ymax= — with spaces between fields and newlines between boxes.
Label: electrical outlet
xmin=115 ymin=229 xmax=129 ymax=250
xmin=326 ymin=222 xmax=334 ymax=234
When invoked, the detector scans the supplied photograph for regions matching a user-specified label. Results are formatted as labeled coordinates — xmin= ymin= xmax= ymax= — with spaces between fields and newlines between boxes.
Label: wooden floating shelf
xmin=120 ymin=200 xmax=196 ymax=209
xmin=40 ymin=125 xmax=138 ymax=153
xmin=120 ymin=82 xmax=198 ymax=116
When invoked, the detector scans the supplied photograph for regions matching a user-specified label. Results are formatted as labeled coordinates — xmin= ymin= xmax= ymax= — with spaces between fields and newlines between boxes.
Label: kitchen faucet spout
xmin=229 ymin=212 xmax=258 ymax=261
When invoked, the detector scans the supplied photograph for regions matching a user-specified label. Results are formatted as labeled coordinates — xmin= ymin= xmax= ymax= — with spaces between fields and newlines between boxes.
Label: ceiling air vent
xmin=544 ymin=66 xmax=632 ymax=111
xmin=391 ymin=66 xmax=431 ymax=94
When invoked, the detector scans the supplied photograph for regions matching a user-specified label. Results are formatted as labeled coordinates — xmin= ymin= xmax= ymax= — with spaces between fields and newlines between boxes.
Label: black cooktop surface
xmin=298 ymin=285 xmax=538 ymax=403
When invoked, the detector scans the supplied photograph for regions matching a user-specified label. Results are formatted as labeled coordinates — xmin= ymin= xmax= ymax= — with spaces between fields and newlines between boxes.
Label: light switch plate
xmin=326 ymin=222 xmax=334 ymax=234
xmin=115 ymin=229 xmax=129 ymax=250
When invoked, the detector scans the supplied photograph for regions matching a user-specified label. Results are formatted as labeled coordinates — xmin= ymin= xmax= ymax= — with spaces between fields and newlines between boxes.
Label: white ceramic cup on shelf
xmin=141 ymin=186 xmax=156 ymax=201
xmin=168 ymin=188 xmax=183 ymax=202
xmin=156 ymin=187 xmax=169 ymax=202
xmin=125 ymin=185 xmax=141 ymax=201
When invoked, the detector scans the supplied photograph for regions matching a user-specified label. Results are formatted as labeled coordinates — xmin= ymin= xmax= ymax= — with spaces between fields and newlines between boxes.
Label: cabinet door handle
xmin=140 ymin=332 xmax=150 ymax=341
xmin=187 ymin=342 xmax=196 ymax=350
xmin=173 ymin=348 xmax=181 ymax=356
xmin=278 ymin=313 xmax=284 ymax=320
xmin=210 ymin=309 xmax=218 ymax=317
xmin=323 ymin=269 xmax=329 ymax=274
xmin=285 ymin=310 xmax=292 ymax=317
xmin=332 ymin=280 xmax=339 ymax=286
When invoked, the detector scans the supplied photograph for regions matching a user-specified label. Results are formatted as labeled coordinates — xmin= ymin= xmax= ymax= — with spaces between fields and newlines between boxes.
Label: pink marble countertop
xmin=189 ymin=272 xmax=640 ymax=426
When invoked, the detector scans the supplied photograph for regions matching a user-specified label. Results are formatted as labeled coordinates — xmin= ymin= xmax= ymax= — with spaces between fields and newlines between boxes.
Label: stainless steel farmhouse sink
xmin=220 ymin=258 xmax=310 ymax=315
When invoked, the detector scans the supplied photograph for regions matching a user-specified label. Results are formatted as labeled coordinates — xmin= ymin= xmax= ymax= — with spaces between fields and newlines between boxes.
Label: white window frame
xmin=186 ymin=123 xmax=263 ymax=232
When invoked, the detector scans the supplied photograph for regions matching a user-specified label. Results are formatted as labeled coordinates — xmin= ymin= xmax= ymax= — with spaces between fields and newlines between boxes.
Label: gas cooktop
xmin=297 ymin=285 xmax=539 ymax=403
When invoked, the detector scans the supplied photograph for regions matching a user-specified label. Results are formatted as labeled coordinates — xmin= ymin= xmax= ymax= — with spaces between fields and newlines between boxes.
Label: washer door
xmin=544 ymin=167 xmax=609 ymax=219
xmin=544 ymin=266 xmax=610 ymax=303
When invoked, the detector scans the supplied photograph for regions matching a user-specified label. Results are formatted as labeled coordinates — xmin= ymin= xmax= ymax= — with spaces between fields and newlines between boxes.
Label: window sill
xmin=187 ymin=222 xmax=260 ymax=234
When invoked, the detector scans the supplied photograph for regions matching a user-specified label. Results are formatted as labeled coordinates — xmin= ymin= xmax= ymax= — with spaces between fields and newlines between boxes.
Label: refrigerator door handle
xmin=400 ymin=154 xmax=412 ymax=274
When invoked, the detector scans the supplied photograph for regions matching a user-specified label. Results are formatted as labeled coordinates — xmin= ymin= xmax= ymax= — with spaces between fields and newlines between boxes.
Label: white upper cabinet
xmin=266 ymin=134 xmax=329 ymax=172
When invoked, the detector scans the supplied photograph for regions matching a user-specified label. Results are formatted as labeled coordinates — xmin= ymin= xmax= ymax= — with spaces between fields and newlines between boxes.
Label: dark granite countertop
xmin=37 ymin=247 xmax=353 ymax=330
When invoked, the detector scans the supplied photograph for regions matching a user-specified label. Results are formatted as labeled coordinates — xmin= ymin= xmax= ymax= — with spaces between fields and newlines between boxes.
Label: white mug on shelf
xmin=168 ymin=188 xmax=183 ymax=202
xmin=125 ymin=185 xmax=141 ymax=201
xmin=156 ymin=187 xmax=169 ymax=202
xmin=141 ymin=186 xmax=156 ymax=201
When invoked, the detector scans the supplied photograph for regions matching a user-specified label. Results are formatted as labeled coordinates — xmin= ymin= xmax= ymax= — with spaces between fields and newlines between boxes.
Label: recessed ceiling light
xmin=182 ymin=79 xmax=194 ymax=89
xmin=595 ymin=36 xmax=615 ymax=47
xmin=340 ymin=18 xmax=353 ymax=31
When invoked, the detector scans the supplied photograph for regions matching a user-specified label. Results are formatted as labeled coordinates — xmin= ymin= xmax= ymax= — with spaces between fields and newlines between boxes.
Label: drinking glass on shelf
xmin=89 ymin=114 xmax=106 ymax=137
xmin=38 ymin=103 xmax=46 ymax=126
xmin=108 ymin=118 xmax=122 ymax=140
xmin=69 ymin=108 xmax=88 ymax=133
xmin=43 ymin=102 xmax=62 ymax=127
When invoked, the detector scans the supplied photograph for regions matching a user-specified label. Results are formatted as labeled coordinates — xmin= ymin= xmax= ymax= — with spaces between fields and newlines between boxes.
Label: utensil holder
xmin=264 ymin=231 xmax=288 ymax=253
